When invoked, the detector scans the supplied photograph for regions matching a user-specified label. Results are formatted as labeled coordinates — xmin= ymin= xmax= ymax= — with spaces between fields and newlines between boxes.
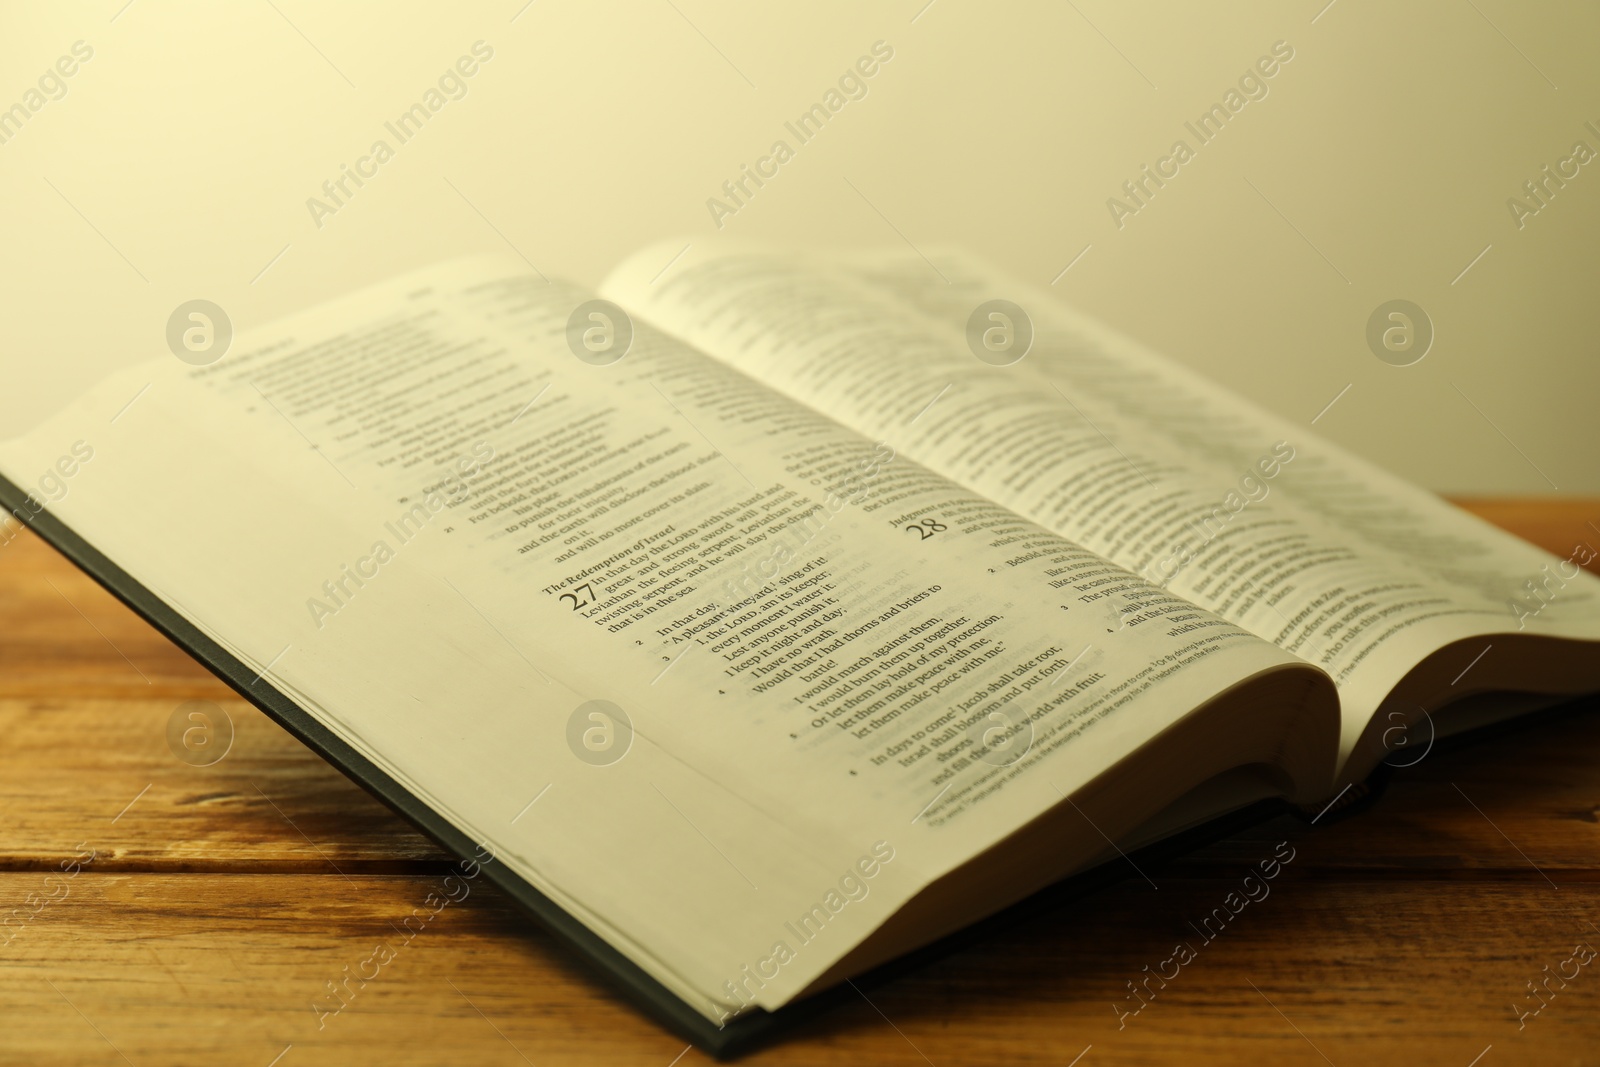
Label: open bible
xmin=3 ymin=244 xmax=1597 ymax=1053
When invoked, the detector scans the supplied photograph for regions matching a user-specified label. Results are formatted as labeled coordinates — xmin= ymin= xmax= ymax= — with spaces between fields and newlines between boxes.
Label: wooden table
xmin=2 ymin=500 xmax=1597 ymax=1066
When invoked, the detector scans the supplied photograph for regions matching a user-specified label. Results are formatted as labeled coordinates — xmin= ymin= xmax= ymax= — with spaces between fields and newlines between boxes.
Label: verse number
xmin=903 ymin=518 xmax=948 ymax=541
xmin=558 ymin=582 xmax=596 ymax=611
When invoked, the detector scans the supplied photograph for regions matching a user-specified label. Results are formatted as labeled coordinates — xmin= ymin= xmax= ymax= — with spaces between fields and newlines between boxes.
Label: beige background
xmin=0 ymin=0 xmax=1595 ymax=493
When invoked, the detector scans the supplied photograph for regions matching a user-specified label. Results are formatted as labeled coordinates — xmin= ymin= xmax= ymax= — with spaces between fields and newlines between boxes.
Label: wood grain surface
xmin=1 ymin=500 xmax=1598 ymax=1066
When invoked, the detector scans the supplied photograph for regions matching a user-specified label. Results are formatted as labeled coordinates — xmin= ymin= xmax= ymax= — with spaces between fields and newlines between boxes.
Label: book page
xmin=0 ymin=258 xmax=1330 ymax=1022
xmin=602 ymin=243 xmax=1600 ymax=778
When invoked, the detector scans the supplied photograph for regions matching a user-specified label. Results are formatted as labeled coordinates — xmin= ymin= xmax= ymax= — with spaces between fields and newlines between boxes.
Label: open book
xmin=3 ymin=244 xmax=1598 ymax=1052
